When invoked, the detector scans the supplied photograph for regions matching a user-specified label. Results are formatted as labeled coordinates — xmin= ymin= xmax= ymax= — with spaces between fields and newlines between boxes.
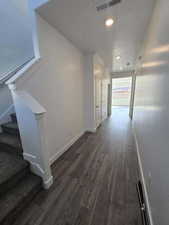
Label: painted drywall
xmin=29 ymin=0 xmax=50 ymax=9
xmin=84 ymin=54 xmax=95 ymax=132
xmin=0 ymin=0 xmax=34 ymax=78
xmin=84 ymin=53 xmax=110 ymax=131
xmin=0 ymin=0 xmax=34 ymax=124
xmin=93 ymin=54 xmax=110 ymax=126
xmin=133 ymin=0 xmax=169 ymax=224
xmin=15 ymin=15 xmax=85 ymax=161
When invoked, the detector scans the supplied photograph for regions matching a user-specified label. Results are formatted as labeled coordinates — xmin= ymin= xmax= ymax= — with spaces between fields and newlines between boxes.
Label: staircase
xmin=0 ymin=113 xmax=42 ymax=224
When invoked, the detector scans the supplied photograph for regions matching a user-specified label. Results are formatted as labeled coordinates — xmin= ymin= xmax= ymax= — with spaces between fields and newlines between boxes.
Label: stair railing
xmin=8 ymin=83 xmax=53 ymax=189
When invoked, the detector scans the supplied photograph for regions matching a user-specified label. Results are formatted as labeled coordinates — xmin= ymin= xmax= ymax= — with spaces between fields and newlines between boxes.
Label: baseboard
xmin=86 ymin=127 xmax=97 ymax=133
xmin=43 ymin=175 xmax=53 ymax=189
xmin=132 ymin=125 xmax=154 ymax=225
xmin=24 ymin=152 xmax=53 ymax=189
xmin=50 ymin=130 xmax=85 ymax=165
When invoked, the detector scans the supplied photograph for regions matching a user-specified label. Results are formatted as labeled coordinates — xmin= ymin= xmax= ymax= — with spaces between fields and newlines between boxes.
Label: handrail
xmin=0 ymin=57 xmax=34 ymax=85
xmin=14 ymin=91 xmax=46 ymax=115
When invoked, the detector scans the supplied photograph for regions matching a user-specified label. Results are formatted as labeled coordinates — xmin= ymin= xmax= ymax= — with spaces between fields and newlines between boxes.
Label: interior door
xmin=95 ymin=77 xmax=102 ymax=128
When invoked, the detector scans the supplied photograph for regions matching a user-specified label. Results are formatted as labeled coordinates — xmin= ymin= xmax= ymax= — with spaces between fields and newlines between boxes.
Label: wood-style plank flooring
xmin=11 ymin=107 xmax=142 ymax=225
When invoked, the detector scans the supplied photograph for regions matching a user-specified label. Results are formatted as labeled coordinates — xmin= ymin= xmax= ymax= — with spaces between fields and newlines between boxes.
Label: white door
xmin=95 ymin=77 xmax=102 ymax=128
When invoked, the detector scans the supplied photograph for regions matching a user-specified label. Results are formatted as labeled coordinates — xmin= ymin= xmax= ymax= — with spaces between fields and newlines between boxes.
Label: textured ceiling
xmin=38 ymin=0 xmax=155 ymax=72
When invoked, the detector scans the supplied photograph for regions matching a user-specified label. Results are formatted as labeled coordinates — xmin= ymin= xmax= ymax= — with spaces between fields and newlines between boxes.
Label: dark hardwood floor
xmin=11 ymin=107 xmax=142 ymax=225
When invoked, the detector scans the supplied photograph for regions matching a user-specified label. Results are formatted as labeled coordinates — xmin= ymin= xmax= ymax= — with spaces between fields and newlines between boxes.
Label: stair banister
xmin=8 ymin=83 xmax=53 ymax=189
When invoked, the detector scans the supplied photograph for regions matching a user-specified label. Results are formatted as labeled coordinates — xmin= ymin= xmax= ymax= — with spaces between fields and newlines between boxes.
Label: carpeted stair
xmin=0 ymin=113 xmax=42 ymax=224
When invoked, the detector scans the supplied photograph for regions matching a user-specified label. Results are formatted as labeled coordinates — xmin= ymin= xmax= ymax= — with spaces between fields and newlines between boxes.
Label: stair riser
xmin=0 ymin=143 xmax=23 ymax=156
xmin=0 ymin=167 xmax=29 ymax=196
xmin=1 ymin=126 xmax=20 ymax=136
xmin=1 ymin=181 xmax=42 ymax=225
xmin=11 ymin=114 xmax=17 ymax=123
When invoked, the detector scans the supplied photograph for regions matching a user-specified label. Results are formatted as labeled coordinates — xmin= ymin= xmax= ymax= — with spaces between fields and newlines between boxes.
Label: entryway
xmin=112 ymin=76 xmax=133 ymax=117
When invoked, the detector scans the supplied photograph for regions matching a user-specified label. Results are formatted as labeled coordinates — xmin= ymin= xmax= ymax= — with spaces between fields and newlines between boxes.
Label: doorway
xmin=95 ymin=76 xmax=102 ymax=128
xmin=112 ymin=76 xmax=132 ymax=115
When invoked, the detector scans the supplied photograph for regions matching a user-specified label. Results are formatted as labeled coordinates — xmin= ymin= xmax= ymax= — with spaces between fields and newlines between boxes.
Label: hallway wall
xmin=15 ymin=15 xmax=85 ymax=163
xmin=84 ymin=54 xmax=110 ymax=132
xmin=133 ymin=0 xmax=169 ymax=225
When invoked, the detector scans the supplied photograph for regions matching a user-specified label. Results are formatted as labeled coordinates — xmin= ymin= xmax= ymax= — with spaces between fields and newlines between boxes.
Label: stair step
xmin=1 ymin=122 xmax=20 ymax=136
xmin=10 ymin=113 xmax=17 ymax=123
xmin=0 ymin=174 xmax=42 ymax=225
xmin=0 ymin=152 xmax=29 ymax=195
xmin=0 ymin=133 xmax=22 ymax=156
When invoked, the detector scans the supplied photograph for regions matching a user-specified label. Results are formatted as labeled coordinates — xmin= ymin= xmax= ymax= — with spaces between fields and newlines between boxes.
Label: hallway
xmin=12 ymin=108 xmax=142 ymax=225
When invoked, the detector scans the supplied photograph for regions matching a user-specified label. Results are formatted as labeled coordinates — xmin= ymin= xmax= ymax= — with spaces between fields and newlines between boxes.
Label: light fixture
xmin=116 ymin=55 xmax=121 ymax=60
xmin=105 ymin=18 xmax=114 ymax=27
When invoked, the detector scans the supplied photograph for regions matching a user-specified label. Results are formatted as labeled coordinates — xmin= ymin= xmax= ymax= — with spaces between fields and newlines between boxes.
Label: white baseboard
xmin=24 ymin=152 xmax=53 ymax=189
xmin=43 ymin=175 xmax=53 ymax=189
xmin=50 ymin=130 xmax=85 ymax=165
xmin=133 ymin=125 xmax=154 ymax=225
xmin=87 ymin=127 xmax=97 ymax=133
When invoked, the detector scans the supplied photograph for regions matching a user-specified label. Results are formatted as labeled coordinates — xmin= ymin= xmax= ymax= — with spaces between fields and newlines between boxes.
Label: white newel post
xmin=8 ymin=83 xmax=53 ymax=189
xmin=34 ymin=113 xmax=53 ymax=188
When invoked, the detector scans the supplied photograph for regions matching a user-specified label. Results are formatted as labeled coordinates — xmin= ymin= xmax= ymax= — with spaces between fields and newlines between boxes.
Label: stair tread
xmin=2 ymin=122 xmax=18 ymax=130
xmin=0 ymin=174 xmax=42 ymax=222
xmin=0 ymin=133 xmax=22 ymax=150
xmin=0 ymin=151 xmax=29 ymax=186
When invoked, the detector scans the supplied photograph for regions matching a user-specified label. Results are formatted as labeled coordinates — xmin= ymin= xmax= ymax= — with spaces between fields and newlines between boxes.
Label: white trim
xmin=133 ymin=125 xmax=154 ymax=225
xmin=111 ymin=70 xmax=134 ymax=78
xmin=86 ymin=127 xmax=97 ymax=133
xmin=24 ymin=153 xmax=53 ymax=189
xmin=43 ymin=175 xmax=53 ymax=189
xmin=6 ymin=57 xmax=41 ymax=85
xmin=50 ymin=130 xmax=85 ymax=165
xmin=23 ymin=153 xmax=37 ymax=160
xmin=12 ymin=91 xmax=46 ymax=115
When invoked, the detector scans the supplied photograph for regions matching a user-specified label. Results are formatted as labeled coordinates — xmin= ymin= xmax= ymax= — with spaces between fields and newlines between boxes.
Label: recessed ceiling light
xmin=116 ymin=55 xmax=121 ymax=60
xmin=105 ymin=18 xmax=114 ymax=27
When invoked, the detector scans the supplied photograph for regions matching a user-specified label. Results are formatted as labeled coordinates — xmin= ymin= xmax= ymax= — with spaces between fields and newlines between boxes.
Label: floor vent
xmin=136 ymin=181 xmax=150 ymax=225
xmin=95 ymin=0 xmax=121 ymax=12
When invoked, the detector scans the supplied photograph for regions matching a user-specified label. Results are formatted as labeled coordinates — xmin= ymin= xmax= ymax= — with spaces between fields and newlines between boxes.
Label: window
xmin=0 ymin=0 xmax=35 ymax=80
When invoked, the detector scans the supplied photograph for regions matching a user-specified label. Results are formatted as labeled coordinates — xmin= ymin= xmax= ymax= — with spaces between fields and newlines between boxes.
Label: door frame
xmin=111 ymin=71 xmax=135 ymax=118
xmin=94 ymin=76 xmax=102 ymax=128
xmin=129 ymin=71 xmax=136 ymax=119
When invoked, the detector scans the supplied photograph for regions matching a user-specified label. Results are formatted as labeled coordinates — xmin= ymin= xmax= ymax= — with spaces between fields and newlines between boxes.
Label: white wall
xmin=133 ymin=0 xmax=169 ymax=224
xmin=0 ymin=0 xmax=34 ymax=78
xmin=84 ymin=54 xmax=95 ymax=132
xmin=84 ymin=53 xmax=110 ymax=131
xmin=15 ymin=15 xmax=85 ymax=162
xmin=93 ymin=55 xmax=110 ymax=124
